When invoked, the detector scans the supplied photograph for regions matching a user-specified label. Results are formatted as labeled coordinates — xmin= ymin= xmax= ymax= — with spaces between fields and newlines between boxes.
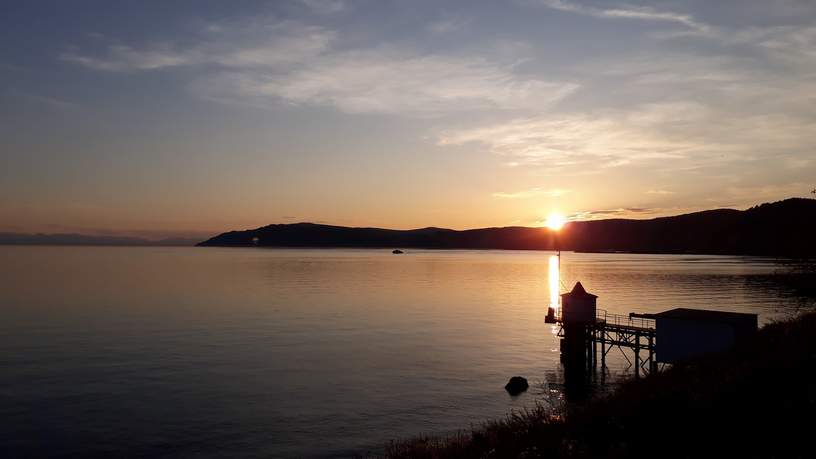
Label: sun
xmin=545 ymin=213 xmax=567 ymax=231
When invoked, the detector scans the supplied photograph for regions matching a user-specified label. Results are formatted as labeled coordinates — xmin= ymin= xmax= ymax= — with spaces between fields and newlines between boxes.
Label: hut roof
xmin=560 ymin=281 xmax=598 ymax=298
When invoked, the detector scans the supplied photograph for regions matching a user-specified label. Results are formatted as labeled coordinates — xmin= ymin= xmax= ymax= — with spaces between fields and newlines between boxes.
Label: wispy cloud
xmin=428 ymin=16 xmax=470 ymax=34
xmin=300 ymin=0 xmax=347 ymax=14
xmin=568 ymin=207 xmax=658 ymax=220
xmin=438 ymin=101 xmax=816 ymax=175
xmin=438 ymin=104 xmax=699 ymax=172
xmin=62 ymin=45 xmax=193 ymax=71
xmin=758 ymin=25 xmax=816 ymax=63
xmin=198 ymin=50 xmax=578 ymax=115
xmin=61 ymin=22 xmax=334 ymax=71
xmin=535 ymin=0 xmax=816 ymax=59
xmin=535 ymin=0 xmax=710 ymax=33
xmin=492 ymin=188 xmax=571 ymax=199
xmin=63 ymin=19 xmax=577 ymax=116
xmin=6 ymin=88 xmax=79 ymax=110
xmin=53 ymin=2 xmax=816 ymax=210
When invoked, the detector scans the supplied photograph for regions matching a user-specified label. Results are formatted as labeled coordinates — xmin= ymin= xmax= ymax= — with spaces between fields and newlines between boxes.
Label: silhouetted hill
xmin=0 ymin=232 xmax=199 ymax=246
xmin=197 ymin=198 xmax=816 ymax=256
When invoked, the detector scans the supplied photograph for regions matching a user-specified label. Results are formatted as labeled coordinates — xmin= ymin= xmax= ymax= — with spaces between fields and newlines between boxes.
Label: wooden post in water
xmin=592 ymin=329 xmax=597 ymax=365
xmin=634 ymin=332 xmax=641 ymax=377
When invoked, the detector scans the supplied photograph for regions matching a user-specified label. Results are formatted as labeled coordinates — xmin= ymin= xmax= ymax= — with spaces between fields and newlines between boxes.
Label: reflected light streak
xmin=549 ymin=254 xmax=560 ymax=313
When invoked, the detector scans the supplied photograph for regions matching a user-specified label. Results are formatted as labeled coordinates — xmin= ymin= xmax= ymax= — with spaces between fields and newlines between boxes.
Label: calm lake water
xmin=1 ymin=246 xmax=812 ymax=457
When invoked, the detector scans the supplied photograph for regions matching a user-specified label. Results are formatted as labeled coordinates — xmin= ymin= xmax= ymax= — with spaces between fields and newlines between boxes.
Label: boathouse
xmin=654 ymin=308 xmax=757 ymax=364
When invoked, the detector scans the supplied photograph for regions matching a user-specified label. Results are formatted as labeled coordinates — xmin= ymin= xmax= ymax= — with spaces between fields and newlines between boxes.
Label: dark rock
xmin=504 ymin=376 xmax=529 ymax=395
xmin=392 ymin=249 xmax=404 ymax=254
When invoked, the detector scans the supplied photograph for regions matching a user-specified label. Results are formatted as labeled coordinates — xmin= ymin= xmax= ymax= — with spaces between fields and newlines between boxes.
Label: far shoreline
xmin=2 ymin=243 xmax=810 ymax=260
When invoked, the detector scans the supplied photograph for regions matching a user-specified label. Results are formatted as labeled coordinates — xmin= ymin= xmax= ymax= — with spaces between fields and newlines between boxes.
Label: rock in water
xmin=392 ymin=249 xmax=404 ymax=254
xmin=504 ymin=376 xmax=529 ymax=395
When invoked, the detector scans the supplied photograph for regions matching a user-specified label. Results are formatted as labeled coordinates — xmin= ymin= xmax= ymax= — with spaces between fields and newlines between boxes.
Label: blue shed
xmin=655 ymin=308 xmax=757 ymax=364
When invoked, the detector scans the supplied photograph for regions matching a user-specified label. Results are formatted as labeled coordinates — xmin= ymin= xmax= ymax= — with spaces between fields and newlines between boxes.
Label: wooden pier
xmin=546 ymin=282 xmax=758 ymax=378
xmin=546 ymin=282 xmax=658 ymax=376
xmin=555 ymin=310 xmax=658 ymax=376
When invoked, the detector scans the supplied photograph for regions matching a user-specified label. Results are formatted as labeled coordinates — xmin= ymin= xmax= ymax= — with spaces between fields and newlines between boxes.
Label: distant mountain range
xmin=198 ymin=198 xmax=816 ymax=257
xmin=0 ymin=232 xmax=199 ymax=247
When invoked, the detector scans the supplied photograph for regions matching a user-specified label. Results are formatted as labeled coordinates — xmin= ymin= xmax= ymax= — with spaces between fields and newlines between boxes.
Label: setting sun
xmin=545 ymin=213 xmax=567 ymax=231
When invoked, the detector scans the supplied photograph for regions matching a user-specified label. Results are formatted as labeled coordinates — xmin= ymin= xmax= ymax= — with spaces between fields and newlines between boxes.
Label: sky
xmin=1 ymin=0 xmax=815 ymax=239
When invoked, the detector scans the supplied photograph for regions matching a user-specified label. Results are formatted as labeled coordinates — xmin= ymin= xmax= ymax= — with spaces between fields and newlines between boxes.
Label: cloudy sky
xmin=2 ymin=0 xmax=814 ymax=238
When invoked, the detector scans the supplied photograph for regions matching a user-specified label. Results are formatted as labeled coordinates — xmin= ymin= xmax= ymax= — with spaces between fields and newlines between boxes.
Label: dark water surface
xmin=0 ymin=247 xmax=811 ymax=457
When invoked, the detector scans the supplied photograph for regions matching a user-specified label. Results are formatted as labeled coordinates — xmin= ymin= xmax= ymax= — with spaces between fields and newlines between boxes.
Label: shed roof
xmin=561 ymin=281 xmax=598 ymax=298
xmin=655 ymin=308 xmax=757 ymax=324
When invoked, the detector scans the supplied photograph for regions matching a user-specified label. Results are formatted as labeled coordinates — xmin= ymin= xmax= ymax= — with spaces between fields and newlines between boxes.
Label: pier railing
xmin=552 ymin=306 xmax=658 ymax=376
xmin=596 ymin=309 xmax=655 ymax=330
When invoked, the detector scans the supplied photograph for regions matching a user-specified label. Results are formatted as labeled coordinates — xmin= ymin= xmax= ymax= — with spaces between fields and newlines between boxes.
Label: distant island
xmin=198 ymin=198 xmax=816 ymax=257
xmin=0 ymin=233 xmax=199 ymax=247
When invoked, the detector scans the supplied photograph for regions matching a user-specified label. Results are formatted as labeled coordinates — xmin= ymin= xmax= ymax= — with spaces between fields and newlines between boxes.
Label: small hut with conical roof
xmin=560 ymin=281 xmax=598 ymax=324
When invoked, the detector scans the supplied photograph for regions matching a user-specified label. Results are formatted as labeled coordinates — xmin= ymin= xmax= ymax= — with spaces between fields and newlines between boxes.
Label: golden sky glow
xmin=1 ymin=1 xmax=815 ymax=239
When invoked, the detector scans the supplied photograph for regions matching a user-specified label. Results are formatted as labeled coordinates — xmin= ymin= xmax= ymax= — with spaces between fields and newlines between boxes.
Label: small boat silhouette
xmin=392 ymin=249 xmax=404 ymax=254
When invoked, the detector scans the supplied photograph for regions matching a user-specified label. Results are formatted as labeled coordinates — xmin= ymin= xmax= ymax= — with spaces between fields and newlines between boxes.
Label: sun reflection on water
xmin=549 ymin=254 xmax=560 ymax=312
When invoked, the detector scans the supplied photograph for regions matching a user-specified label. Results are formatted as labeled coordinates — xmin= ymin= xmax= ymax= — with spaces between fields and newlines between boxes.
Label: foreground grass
xmin=386 ymin=312 xmax=816 ymax=458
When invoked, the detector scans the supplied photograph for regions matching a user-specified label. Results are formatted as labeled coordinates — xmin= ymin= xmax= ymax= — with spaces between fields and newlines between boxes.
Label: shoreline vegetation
xmin=383 ymin=310 xmax=816 ymax=458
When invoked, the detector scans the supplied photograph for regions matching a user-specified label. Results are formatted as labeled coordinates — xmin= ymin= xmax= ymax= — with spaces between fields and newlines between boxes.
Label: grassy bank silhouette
xmin=386 ymin=309 xmax=816 ymax=458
